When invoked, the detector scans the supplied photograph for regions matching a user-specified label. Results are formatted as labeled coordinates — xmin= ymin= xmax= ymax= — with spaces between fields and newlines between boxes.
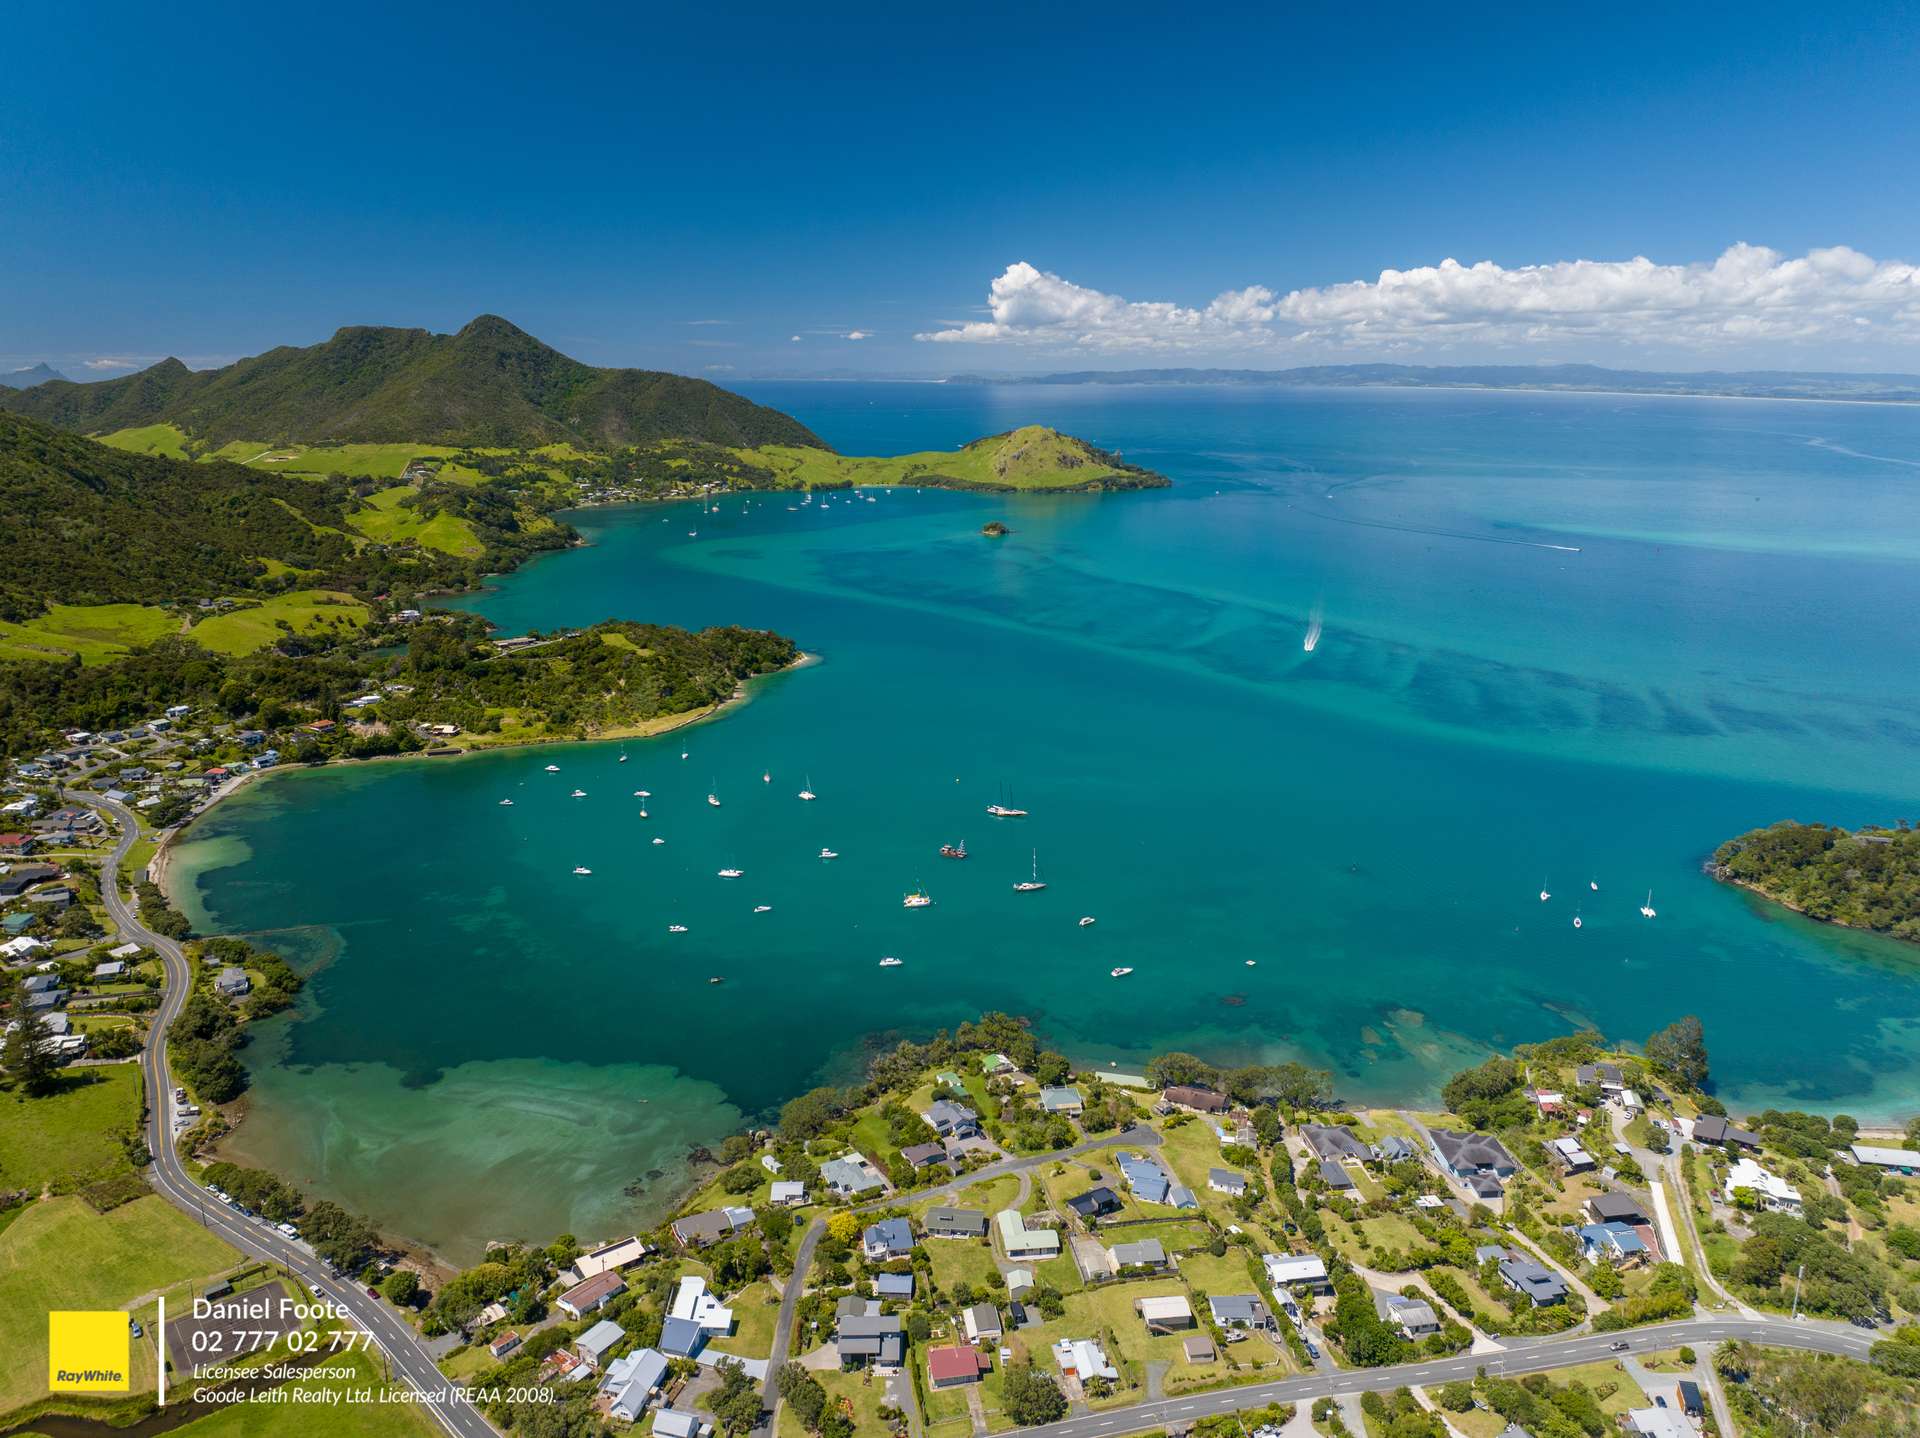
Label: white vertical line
xmin=157 ymin=1296 xmax=166 ymax=1406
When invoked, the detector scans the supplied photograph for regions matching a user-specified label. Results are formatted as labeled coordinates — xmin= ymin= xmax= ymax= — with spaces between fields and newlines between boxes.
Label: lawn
xmin=925 ymin=1236 xmax=1003 ymax=1297
xmin=0 ymin=1063 xmax=144 ymax=1193
xmin=188 ymin=589 xmax=370 ymax=655
xmin=98 ymin=422 xmax=191 ymax=459
xmin=345 ymin=487 xmax=485 ymax=557
xmin=1174 ymin=1249 xmax=1263 ymax=1301
xmin=775 ymin=1364 xmax=892 ymax=1438
xmin=160 ymin=1348 xmax=440 ymax=1438
xmin=706 ymin=1280 xmax=780 ymax=1360
xmin=1545 ymin=1360 xmax=1649 ymax=1415
xmin=0 ymin=1195 xmax=238 ymax=1414
xmin=912 ymin=1175 xmax=1021 ymax=1218
xmin=0 ymin=602 xmax=177 ymax=663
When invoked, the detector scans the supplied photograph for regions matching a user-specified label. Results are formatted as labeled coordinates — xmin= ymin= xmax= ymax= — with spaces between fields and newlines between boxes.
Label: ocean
xmin=167 ymin=383 xmax=1920 ymax=1260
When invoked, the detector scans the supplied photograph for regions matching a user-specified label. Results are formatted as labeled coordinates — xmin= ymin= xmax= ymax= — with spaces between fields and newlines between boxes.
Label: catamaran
xmin=1013 ymin=850 xmax=1047 ymax=893
xmin=798 ymin=776 xmax=817 ymax=801
xmin=903 ymin=889 xmax=932 ymax=908
xmin=1640 ymin=891 xmax=1658 ymax=919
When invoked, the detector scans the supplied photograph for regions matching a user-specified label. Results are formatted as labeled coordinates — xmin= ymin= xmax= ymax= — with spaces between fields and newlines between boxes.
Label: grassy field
xmin=96 ymin=422 xmax=192 ymax=459
xmin=187 ymin=589 xmax=370 ymax=655
xmin=734 ymin=426 xmax=1165 ymax=493
xmin=924 ymin=1235 xmax=1003 ymax=1297
xmin=0 ymin=602 xmax=178 ymax=663
xmin=774 ymin=1364 xmax=892 ymax=1438
xmin=0 ymin=1063 xmax=144 ymax=1193
xmin=162 ymin=1348 xmax=441 ymax=1438
xmin=705 ymin=1280 xmax=780 ymax=1359
xmin=0 ymin=1195 xmax=239 ymax=1414
xmin=345 ymin=486 xmax=484 ymax=556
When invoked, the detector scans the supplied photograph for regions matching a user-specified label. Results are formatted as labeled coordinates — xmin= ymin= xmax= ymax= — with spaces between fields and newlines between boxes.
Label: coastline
xmin=1711 ymin=868 xmax=1920 ymax=950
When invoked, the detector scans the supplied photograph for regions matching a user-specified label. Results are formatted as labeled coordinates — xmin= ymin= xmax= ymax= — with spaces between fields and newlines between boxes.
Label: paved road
xmin=75 ymin=792 xmax=497 ymax=1438
xmin=1011 ymin=1317 xmax=1874 ymax=1438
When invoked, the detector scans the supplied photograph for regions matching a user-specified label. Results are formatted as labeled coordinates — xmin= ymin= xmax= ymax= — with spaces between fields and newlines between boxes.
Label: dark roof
xmin=1319 ymin=1158 xmax=1355 ymax=1188
xmin=1692 ymin=1115 xmax=1760 ymax=1147
xmin=659 ymin=1316 xmax=704 ymax=1356
xmin=1066 ymin=1186 xmax=1122 ymax=1218
xmin=1587 ymin=1191 xmax=1646 ymax=1223
xmin=1303 ymin=1124 xmax=1373 ymax=1161
xmin=923 ymin=1206 xmax=988 ymax=1235
xmin=1162 ymin=1084 xmax=1230 ymax=1112
xmin=901 ymin=1141 xmax=947 ymax=1167
xmin=1430 ymin=1127 xmax=1519 ymax=1174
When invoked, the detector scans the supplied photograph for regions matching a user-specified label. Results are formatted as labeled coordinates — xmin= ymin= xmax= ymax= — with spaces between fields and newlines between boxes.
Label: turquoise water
xmin=170 ymin=385 xmax=1920 ymax=1260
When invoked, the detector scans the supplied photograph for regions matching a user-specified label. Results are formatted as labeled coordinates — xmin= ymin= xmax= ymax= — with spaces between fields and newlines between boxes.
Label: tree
xmin=776 ymin=1363 xmax=827 ymax=1431
xmin=709 ymin=1357 xmax=764 ymax=1434
xmin=825 ymin=1211 xmax=862 ymax=1246
xmin=1032 ymin=1051 xmax=1070 ymax=1086
xmin=1146 ymin=1051 xmax=1219 ymax=1090
xmin=382 ymin=1269 xmax=420 ymax=1306
xmin=1645 ymin=1015 xmax=1709 ymax=1090
xmin=1001 ymin=1363 xmax=1067 ymax=1425
xmin=1 ymin=1010 xmax=59 ymax=1095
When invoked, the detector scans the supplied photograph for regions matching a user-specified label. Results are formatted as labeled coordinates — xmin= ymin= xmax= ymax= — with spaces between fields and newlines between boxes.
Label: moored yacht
xmin=1110 ymin=967 xmax=1133 ymax=978
xmin=903 ymin=889 xmax=932 ymax=908
xmin=572 ymin=866 xmax=592 ymax=875
xmin=1640 ymin=891 xmax=1658 ymax=919
xmin=718 ymin=867 xmax=744 ymax=879
xmin=1012 ymin=850 xmax=1046 ymax=892
xmin=878 ymin=956 xmax=902 ymax=968
xmin=939 ymin=840 xmax=968 ymax=859
xmin=819 ymin=847 xmax=839 ymax=860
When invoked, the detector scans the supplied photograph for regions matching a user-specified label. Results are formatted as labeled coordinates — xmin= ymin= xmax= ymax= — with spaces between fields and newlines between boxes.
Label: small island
xmin=981 ymin=520 xmax=1012 ymax=537
xmin=1710 ymin=820 xmax=1920 ymax=942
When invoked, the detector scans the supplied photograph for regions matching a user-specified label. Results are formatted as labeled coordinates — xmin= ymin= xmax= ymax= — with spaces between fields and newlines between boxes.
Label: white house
xmin=1724 ymin=1157 xmax=1802 ymax=1214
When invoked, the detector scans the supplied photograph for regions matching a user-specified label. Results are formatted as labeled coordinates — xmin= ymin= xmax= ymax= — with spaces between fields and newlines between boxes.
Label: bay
xmin=169 ymin=384 xmax=1920 ymax=1260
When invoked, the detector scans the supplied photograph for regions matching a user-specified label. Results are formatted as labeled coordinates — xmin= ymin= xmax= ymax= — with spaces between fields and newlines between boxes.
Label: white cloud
xmin=844 ymin=330 xmax=872 ymax=340
xmin=789 ymin=334 xmax=802 ymax=342
xmin=916 ymin=246 xmax=1920 ymax=356
xmin=83 ymin=356 xmax=141 ymax=371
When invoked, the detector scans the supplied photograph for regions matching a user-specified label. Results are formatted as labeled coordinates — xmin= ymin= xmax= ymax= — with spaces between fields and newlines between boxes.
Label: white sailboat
xmin=1572 ymin=912 xmax=1583 ymax=929
xmin=1539 ymin=882 xmax=1552 ymax=902
xmin=1013 ymin=850 xmax=1047 ymax=893
xmin=1589 ymin=879 xmax=1599 ymax=891
xmin=499 ymin=798 xmax=513 ymax=806
xmin=619 ymin=752 xmax=628 ymax=764
xmin=762 ymin=770 xmax=771 ymax=783
xmin=1640 ymin=891 xmax=1657 ymax=919
xmin=798 ymin=775 xmax=817 ymax=801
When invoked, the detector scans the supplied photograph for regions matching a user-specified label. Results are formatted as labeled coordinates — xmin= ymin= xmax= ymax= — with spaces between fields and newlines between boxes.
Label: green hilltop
xmin=740 ymin=423 xmax=1169 ymax=492
xmin=0 ymin=315 xmax=828 ymax=452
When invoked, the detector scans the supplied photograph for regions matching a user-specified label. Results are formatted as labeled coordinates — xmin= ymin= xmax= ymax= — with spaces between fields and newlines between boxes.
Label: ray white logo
xmin=48 ymin=1311 xmax=130 ymax=1392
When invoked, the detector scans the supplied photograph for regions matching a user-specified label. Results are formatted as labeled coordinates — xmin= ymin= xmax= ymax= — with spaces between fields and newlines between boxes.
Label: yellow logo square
xmin=48 ymin=1311 xmax=130 ymax=1392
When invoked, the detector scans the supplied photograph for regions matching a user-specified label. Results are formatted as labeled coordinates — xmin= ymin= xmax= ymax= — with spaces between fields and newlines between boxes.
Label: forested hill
xmin=0 ymin=315 xmax=830 ymax=451
xmin=1711 ymin=821 xmax=1920 ymax=942
xmin=0 ymin=413 xmax=372 ymax=616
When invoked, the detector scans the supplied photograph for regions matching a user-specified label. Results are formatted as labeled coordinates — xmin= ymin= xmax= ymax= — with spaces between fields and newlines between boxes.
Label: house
xmin=1851 ymin=1143 xmax=1920 ymax=1174
xmin=1004 ymin=1268 xmax=1035 ymax=1298
xmin=1690 ymin=1115 xmax=1760 ymax=1150
xmin=91 ymin=960 xmax=128 ymax=980
xmin=214 ymin=967 xmax=251 ymax=997
xmin=820 ymin=1154 xmax=887 ymax=1197
xmin=770 ymin=1180 xmax=808 ymax=1207
xmin=1585 ymin=1191 xmax=1647 ymax=1225
xmin=0 ymin=863 xmax=59 ymax=896
xmin=1374 ymin=1135 xmax=1419 ymax=1163
xmin=1066 ymin=1187 xmax=1122 ymax=1221
xmin=477 ymin=1302 xmax=509 ymax=1327
xmin=995 ymin=1209 xmax=1060 ymax=1259
xmin=658 ymin=1317 xmax=705 ymax=1359
xmin=1039 ymin=1085 xmax=1084 ymax=1115
xmin=1208 ymin=1294 xmax=1273 ymax=1331
xmin=1116 ymin=1151 xmax=1173 ymax=1204
xmin=863 ymin=1217 xmax=914 ymax=1260
xmin=1184 ymin=1333 xmax=1218 ymax=1363
xmin=963 ymin=1303 xmax=1003 ymax=1344
xmin=489 ymin=1330 xmax=523 ymax=1360
xmin=1429 ymin=1128 xmax=1519 ymax=1181
xmin=1725 ymin=1157 xmax=1802 ymax=1214
xmin=672 ymin=1207 xmax=753 ymax=1248
xmin=1051 ymin=1338 xmax=1117 ymax=1382
xmin=1465 ymin=1172 xmax=1505 ymax=1201
xmin=1548 ymin=1136 xmax=1595 ymax=1173
xmin=601 ymin=1349 xmax=670 ymax=1422
xmin=28 ymin=887 xmax=73 ymax=911
xmin=651 ymin=1410 xmax=707 ymax=1438
xmin=928 ymin=1345 xmax=991 ymax=1388
xmin=982 ymin=1052 xmax=1017 ymax=1075
xmin=925 ymin=1099 xmax=982 ymax=1138
xmin=1576 ymin=1062 xmax=1624 ymax=1092
xmin=670 ymin=1276 xmax=735 ymax=1337
xmin=108 ymin=941 xmax=143 ymax=960
xmin=1135 ymin=1294 xmax=1195 ymax=1332
xmin=556 ymin=1270 xmax=626 ymax=1319
xmin=874 ymin=1271 xmax=915 ymax=1300
xmin=1263 ymin=1253 xmax=1331 ymax=1292
xmin=923 ymin=1206 xmax=988 ymax=1239
xmin=1208 ymin=1167 xmax=1249 ymax=1196
xmin=1625 ymin=1407 xmax=1693 ymax=1438
xmin=1 ymin=935 xmax=49 ymax=958
xmin=1497 ymin=1257 xmax=1569 ymax=1306
xmin=1577 ymin=1222 xmax=1649 ymax=1266
xmin=901 ymin=1141 xmax=947 ymax=1170
xmin=1301 ymin=1124 xmax=1374 ymax=1162
xmin=1318 ymin=1158 xmax=1356 ymax=1191
xmin=25 ymin=987 xmax=68 ymax=1011
xmin=1166 ymin=1183 xmax=1199 ymax=1210
xmin=1162 ymin=1084 xmax=1230 ymax=1114
xmin=1676 ymin=1380 xmax=1705 ymax=1418
xmin=569 ymin=1236 xmax=648 ymax=1282
xmin=1107 ymin=1238 xmax=1168 ymax=1271
xmin=835 ymin=1299 xmax=905 ymax=1367
xmin=1373 ymin=1290 xmax=1441 ymax=1337
xmin=576 ymin=1319 xmax=626 ymax=1368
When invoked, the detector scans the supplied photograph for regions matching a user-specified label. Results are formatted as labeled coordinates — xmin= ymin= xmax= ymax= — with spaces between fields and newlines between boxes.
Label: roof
xmin=658 ymin=1316 xmax=705 ymax=1356
xmin=864 ymin=1217 xmax=913 ymax=1252
xmin=1580 ymin=1221 xmax=1648 ymax=1255
xmin=1052 ymin=1338 xmax=1117 ymax=1380
xmin=652 ymin=1411 xmax=703 ymax=1438
xmin=1302 ymin=1124 xmax=1373 ymax=1161
xmin=964 ymin=1302 xmax=1001 ymax=1334
xmin=1109 ymin=1238 xmax=1166 ymax=1267
xmin=770 ymin=1180 xmax=807 ymax=1203
xmin=928 ymin=1345 xmax=989 ymax=1383
xmin=1039 ymin=1085 xmax=1083 ymax=1110
xmin=1375 ymin=1135 xmax=1418 ymax=1160
xmin=874 ymin=1271 xmax=915 ymax=1297
xmin=1852 ymin=1143 xmax=1920 ymax=1168
xmin=1498 ymin=1257 xmax=1568 ymax=1301
xmin=924 ymin=1206 xmax=988 ymax=1234
xmin=821 ymin=1155 xmax=886 ymax=1192
xmin=1162 ymin=1084 xmax=1230 ymax=1112
xmin=1067 ymin=1186 xmax=1121 ymax=1217
xmin=1183 ymin=1333 xmax=1216 ymax=1361
xmin=1208 ymin=1167 xmax=1248 ymax=1191
xmin=1264 ymin=1253 xmax=1329 ymax=1284
xmin=1319 ymin=1158 xmax=1355 ymax=1188
xmin=1136 ymin=1295 xmax=1193 ymax=1322
xmin=901 ymin=1141 xmax=947 ymax=1167
xmin=1691 ymin=1114 xmax=1759 ymax=1147
xmin=1627 ymin=1407 xmax=1693 ymax=1438
xmin=577 ymin=1319 xmax=625 ymax=1357
xmin=1588 ymin=1191 xmax=1646 ymax=1222
xmin=559 ymin=1270 xmax=626 ymax=1311
xmin=1209 ymin=1294 xmax=1269 ymax=1325
xmin=1430 ymin=1127 xmax=1519 ymax=1174
xmin=673 ymin=1208 xmax=740 ymax=1245
xmin=1373 ymin=1290 xmax=1438 ymax=1329
xmin=995 ymin=1209 xmax=1060 ymax=1254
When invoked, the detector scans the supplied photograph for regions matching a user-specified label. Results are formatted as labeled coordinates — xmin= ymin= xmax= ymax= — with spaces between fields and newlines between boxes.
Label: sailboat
xmin=1589 ymin=879 xmax=1599 ymax=891
xmin=1539 ymin=882 xmax=1552 ymax=902
xmin=707 ymin=780 xmax=721 ymax=807
xmin=1640 ymin=891 xmax=1658 ymax=919
xmin=939 ymin=840 xmax=968 ymax=859
xmin=798 ymin=776 xmax=817 ymax=801
xmin=903 ymin=888 xmax=932 ymax=908
xmin=499 ymin=798 xmax=514 ymax=806
xmin=619 ymin=752 xmax=628 ymax=764
xmin=986 ymin=801 xmax=1028 ymax=818
xmin=762 ymin=770 xmax=771 ymax=783
xmin=1572 ymin=912 xmax=1583 ymax=930
xmin=1013 ymin=850 xmax=1047 ymax=893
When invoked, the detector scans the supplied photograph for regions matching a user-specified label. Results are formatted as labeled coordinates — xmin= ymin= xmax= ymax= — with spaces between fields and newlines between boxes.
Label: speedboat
xmin=572 ymin=866 xmax=592 ymax=876
xmin=634 ymin=789 xmax=651 ymax=798
xmin=1078 ymin=916 xmax=1095 ymax=927
xmin=903 ymin=890 xmax=932 ymax=908
xmin=939 ymin=841 xmax=967 ymax=859
xmin=1640 ymin=890 xmax=1657 ymax=919
xmin=718 ymin=868 xmax=744 ymax=879
xmin=819 ymin=848 xmax=839 ymax=860
xmin=638 ymin=809 xmax=648 ymax=818
xmin=707 ymin=792 xmax=721 ymax=807
xmin=545 ymin=764 xmax=561 ymax=773
xmin=753 ymin=905 xmax=772 ymax=913
xmin=1110 ymin=967 xmax=1133 ymax=978
xmin=668 ymin=924 xmax=688 ymax=933
xmin=1245 ymin=959 xmax=1257 ymax=966
xmin=571 ymin=789 xmax=587 ymax=798
xmin=651 ymin=837 xmax=665 ymax=845
xmin=499 ymin=799 xmax=513 ymax=806
xmin=708 ymin=975 xmax=723 ymax=984
xmin=878 ymin=956 xmax=903 ymax=968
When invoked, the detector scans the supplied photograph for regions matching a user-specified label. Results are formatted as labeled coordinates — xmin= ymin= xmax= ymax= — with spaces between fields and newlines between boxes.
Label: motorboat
xmin=939 ymin=841 xmax=967 ymax=859
xmin=572 ymin=866 xmax=592 ymax=875
xmin=668 ymin=924 xmax=688 ymax=933
xmin=753 ymin=905 xmax=772 ymax=913
xmin=499 ymin=799 xmax=513 ymax=806
xmin=819 ymin=848 xmax=839 ymax=860
xmin=1110 ymin=967 xmax=1134 ymax=978
xmin=1078 ymin=916 xmax=1095 ymax=927
xmin=652 ymin=837 xmax=666 ymax=845
xmin=571 ymin=789 xmax=587 ymax=798
xmin=718 ymin=868 xmax=744 ymax=879
xmin=879 ymin=956 xmax=903 ymax=968
xmin=545 ymin=764 xmax=561 ymax=773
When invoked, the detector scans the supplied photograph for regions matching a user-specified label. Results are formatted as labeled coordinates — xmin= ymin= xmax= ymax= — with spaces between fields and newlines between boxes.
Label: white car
xmin=276 ymin=1222 xmax=299 ymax=1238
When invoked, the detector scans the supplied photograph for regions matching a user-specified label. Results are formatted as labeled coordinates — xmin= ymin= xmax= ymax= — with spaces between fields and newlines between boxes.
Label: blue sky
xmin=4 ymin=1 xmax=1918 ymax=376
